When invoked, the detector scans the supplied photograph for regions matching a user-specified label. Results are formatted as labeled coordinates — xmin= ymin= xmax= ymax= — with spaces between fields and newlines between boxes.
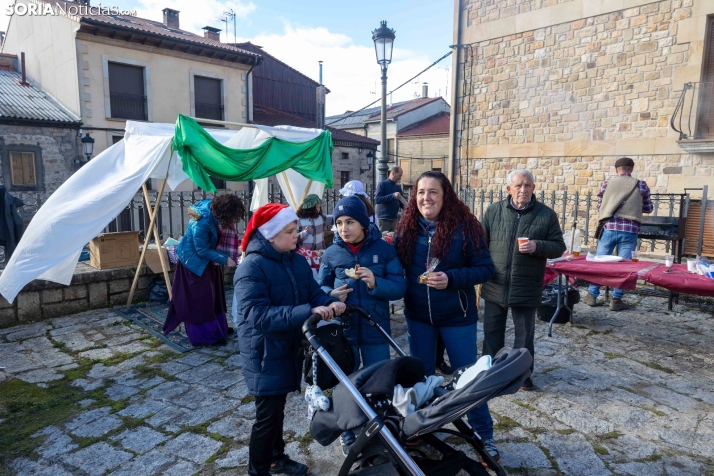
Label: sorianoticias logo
xmin=6 ymin=3 xmax=137 ymax=16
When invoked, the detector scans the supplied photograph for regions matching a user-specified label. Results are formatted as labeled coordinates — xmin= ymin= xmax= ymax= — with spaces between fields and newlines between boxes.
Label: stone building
xmin=0 ymin=53 xmax=82 ymax=221
xmin=450 ymin=0 xmax=714 ymax=198
xmin=396 ymin=112 xmax=450 ymax=187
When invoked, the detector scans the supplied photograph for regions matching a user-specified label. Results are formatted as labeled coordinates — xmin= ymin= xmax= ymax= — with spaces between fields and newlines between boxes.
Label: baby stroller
xmin=302 ymin=305 xmax=532 ymax=476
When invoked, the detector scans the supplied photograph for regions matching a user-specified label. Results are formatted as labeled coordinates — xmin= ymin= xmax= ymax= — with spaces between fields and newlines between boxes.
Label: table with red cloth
xmin=641 ymin=263 xmax=714 ymax=298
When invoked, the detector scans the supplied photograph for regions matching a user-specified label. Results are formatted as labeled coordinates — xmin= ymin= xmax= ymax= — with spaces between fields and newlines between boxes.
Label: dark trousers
xmin=248 ymin=393 xmax=287 ymax=476
xmin=435 ymin=332 xmax=448 ymax=366
xmin=482 ymin=301 xmax=536 ymax=372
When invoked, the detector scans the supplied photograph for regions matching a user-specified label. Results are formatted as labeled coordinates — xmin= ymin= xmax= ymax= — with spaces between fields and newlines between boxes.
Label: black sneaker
xmin=436 ymin=361 xmax=452 ymax=374
xmin=520 ymin=377 xmax=534 ymax=391
xmin=270 ymin=455 xmax=310 ymax=475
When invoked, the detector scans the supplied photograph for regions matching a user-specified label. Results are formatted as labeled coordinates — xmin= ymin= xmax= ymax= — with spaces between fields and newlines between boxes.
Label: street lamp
xmin=372 ymin=20 xmax=395 ymax=185
xmin=81 ymin=133 xmax=95 ymax=165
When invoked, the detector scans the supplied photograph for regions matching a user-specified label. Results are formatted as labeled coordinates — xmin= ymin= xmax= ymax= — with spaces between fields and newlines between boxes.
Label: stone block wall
xmin=0 ymin=263 xmax=236 ymax=327
xmin=397 ymin=135 xmax=449 ymax=185
xmin=466 ymin=0 xmax=576 ymax=27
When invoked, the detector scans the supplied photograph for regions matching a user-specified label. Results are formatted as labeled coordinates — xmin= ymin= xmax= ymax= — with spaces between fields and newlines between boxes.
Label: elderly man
xmin=375 ymin=166 xmax=404 ymax=232
xmin=481 ymin=170 xmax=566 ymax=391
xmin=583 ymin=157 xmax=652 ymax=311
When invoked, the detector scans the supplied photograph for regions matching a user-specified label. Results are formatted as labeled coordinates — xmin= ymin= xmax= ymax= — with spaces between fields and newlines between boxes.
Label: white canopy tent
xmin=0 ymin=120 xmax=327 ymax=304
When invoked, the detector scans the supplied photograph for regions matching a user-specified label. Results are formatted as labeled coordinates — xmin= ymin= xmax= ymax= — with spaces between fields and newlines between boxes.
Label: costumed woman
xmin=163 ymin=194 xmax=244 ymax=346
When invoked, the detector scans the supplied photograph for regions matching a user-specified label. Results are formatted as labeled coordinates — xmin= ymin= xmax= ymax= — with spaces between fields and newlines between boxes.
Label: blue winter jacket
xmin=177 ymin=199 xmax=228 ymax=276
xmin=235 ymin=232 xmax=336 ymax=396
xmin=395 ymin=225 xmax=495 ymax=327
xmin=318 ymin=224 xmax=406 ymax=347
xmin=375 ymin=179 xmax=404 ymax=220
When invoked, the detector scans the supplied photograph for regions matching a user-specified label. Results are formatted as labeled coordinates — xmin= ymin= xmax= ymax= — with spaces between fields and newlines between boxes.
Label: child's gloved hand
xmin=305 ymin=385 xmax=330 ymax=411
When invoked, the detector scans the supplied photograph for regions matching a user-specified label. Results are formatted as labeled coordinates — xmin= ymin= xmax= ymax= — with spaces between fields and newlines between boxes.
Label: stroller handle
xmin=302 ymin=305 xmax=408 ymax=358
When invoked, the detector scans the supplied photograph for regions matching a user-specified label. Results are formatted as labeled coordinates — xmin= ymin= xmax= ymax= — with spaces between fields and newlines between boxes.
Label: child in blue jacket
xmin=317 ymin=195 xmax=405 ymax=455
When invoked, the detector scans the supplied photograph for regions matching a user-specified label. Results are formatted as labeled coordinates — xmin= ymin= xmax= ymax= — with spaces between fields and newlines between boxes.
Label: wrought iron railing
xmin=195 ymin=102 xmax=224 ymax=121
xmin=671 ymin=81 xmax=714 ymax=140
xmin=109 ymin=93 xmax=148 ymax=121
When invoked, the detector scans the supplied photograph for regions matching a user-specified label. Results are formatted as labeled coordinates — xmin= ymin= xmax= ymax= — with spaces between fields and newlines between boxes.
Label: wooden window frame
xmin=2 ymin=144 xmax=44 ymax=192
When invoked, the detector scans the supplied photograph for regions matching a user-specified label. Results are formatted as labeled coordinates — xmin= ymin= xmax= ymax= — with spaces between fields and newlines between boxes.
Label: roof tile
xmin=0 ymin=69 xmax=80 ymax=124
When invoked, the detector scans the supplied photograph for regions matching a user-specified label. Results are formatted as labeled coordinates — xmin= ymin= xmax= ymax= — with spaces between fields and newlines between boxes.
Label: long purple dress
xmin=163 ymin=261 xmax=228 ymax=346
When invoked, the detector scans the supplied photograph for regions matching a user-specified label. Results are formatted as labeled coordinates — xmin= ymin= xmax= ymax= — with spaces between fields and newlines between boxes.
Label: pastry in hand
xmin=419 ymin=272 xmax=430 ymax=284
xmin=345 ymin=264 xmax=360 ymax=279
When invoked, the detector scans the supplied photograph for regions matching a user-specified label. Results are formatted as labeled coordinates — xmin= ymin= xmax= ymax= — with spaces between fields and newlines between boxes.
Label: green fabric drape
xmin=172 ymin=115 xmax=334 ymax=192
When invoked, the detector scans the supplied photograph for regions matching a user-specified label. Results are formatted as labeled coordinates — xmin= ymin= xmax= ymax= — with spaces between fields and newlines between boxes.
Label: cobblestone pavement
xmin=1 ymin=292 xmax=713 ymax=475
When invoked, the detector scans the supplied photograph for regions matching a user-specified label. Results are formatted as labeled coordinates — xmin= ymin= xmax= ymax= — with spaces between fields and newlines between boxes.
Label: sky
xmin=0 ymin=0 xmax=455 ymax=116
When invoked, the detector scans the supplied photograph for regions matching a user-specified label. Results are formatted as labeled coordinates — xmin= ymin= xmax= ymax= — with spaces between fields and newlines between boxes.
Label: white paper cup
xmin=687 ymin=259 xmax=697 ymax=273
xmin=665 ymin=255 xmax=674 ymax=268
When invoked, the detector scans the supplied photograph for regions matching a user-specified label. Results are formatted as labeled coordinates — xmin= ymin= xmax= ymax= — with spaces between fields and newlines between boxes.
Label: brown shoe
xmin=520 ymin=377 xmax=534 ymax=391
xmin=582 ymin=292 xmax=599 ymax=307
xmin=609 ymin=298 xmax=630 ymax=311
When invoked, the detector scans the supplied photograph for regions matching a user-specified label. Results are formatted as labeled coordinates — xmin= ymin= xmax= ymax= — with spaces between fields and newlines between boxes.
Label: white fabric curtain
xmin=0 ymin=121 xmax=325 ymax=303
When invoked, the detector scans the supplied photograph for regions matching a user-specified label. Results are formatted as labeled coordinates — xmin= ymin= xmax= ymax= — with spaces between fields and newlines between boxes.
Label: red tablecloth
xmin=544 ymin=257 xmax=660 ymax=290
xmin=642 ymin=264 xmax=714 ymax=297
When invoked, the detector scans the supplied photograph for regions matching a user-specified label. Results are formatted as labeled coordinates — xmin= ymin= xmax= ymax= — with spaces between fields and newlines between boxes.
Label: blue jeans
xmin=588 ymin=229 xmax=638 ymax=299
xmin=406 ymin=319 xmax=494 ymax=440
xmin=351 ymin=344 xmax=391 ymax=372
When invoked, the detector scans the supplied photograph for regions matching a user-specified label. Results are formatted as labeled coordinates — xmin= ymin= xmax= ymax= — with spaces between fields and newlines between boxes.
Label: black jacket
xmin=0 ymin=187 xmax=25 ymax=259
xmin=481 ymin=197 xmax=566 ymax=307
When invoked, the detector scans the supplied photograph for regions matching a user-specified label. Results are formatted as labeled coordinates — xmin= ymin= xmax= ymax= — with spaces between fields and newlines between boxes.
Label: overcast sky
xmin=0 ymin=0 xmax=455 ymax=116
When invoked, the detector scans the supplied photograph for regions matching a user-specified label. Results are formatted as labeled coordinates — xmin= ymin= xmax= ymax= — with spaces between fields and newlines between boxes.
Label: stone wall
xmin=0 ymin=123 xmax=80 ymax=220
xmin=331 ymin=144 xmax=373 ymax=188
xmin=0 ymin=263 xmax=236 ymax=327
xmin=466 ymin=0 xmax=576 ymax=27
xmin=397 ymin=135 xmax=449 ymax=185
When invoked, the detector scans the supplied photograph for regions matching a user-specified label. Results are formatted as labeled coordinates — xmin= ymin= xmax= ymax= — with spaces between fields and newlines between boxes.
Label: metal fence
xmin=13 ymin=186 xmax=699 ymax=256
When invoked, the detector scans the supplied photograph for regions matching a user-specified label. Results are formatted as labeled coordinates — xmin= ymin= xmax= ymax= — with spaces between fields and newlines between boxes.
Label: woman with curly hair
xmin=393 ymin=171 xmax=500 ymax=461
xmin=163 ymin=194 xmax=244 ymax=347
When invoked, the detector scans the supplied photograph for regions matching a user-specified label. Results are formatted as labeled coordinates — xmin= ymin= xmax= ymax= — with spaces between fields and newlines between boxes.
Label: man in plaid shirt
xmin=584 ymin=157 xmax=653 ymax=311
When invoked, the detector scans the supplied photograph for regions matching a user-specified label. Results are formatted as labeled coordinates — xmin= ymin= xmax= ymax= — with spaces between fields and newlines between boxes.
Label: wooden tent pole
xmin=126 ymin=154 xmax=173 ymax=306
xmin=141 ymin=183 xmax=173 ymax=300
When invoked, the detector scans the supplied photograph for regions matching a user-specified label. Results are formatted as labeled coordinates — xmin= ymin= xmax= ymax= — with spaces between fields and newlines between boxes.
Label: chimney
xmin=162 ymin=8 xmax=180 ymax=29
xmin=422 ymin=82 xmax=428 ymax=98
xmin=0 ymin=53 xmax=17 ymax=71
xmin=202 ymin=26 xmax=221 ymax=42
xmin=20 ymin=52 xmax=29 ymax=86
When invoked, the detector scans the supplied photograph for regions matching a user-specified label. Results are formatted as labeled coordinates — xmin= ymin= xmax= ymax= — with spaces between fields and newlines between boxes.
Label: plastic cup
xmin=518 ymin=237 xmax=529 ymax=246
xmin=631 ymin=251 xmax=640 ymax=262
xmin=665 ymin=255 xmax=674 ymax=268
xmin=687 ymin=258 xmax=697 ymax=273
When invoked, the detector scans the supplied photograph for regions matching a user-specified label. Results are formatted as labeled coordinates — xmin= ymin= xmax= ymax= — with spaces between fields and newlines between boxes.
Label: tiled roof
xmin=0 ymin=68 xmax=81 ymax=124
xmin=396 ymin=112 xmax=450 ymax=137
xmin=366 ymin=97 xmax=443 ymax=121
xmin=325 ymin=101 xmax=410 ymax=129
xmin=36 ymin=0 xmax=260 ymax=61
xmin=253 ymin=105 xmax=379 ymax=147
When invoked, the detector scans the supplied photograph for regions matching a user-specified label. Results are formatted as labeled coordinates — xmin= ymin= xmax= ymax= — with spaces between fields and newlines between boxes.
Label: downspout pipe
xmin=245 ymin=54 xmax=262 ymax=219
xmin=448 ymin=0 xmax=463 ymax=186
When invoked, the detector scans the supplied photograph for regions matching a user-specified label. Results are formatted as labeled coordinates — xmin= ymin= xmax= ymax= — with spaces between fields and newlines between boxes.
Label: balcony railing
xmin=109 ymin=93 xmax=148 ymax=121
xmin=195 ymin=102 xmax=224 ymax=121
xmin=671 ymin=81 xmax=714 ymax=141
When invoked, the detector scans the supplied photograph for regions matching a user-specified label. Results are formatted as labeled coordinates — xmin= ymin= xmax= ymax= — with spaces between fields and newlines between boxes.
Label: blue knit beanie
xmin=334 ymin=195 xmax=370 ymax=231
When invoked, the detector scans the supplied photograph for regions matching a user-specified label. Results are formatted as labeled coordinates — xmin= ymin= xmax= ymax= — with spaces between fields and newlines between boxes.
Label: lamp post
xmin=372 ymin=20 xmax=395 ymax=185
xmin=81 ymin=133 xmax=94 ymax=166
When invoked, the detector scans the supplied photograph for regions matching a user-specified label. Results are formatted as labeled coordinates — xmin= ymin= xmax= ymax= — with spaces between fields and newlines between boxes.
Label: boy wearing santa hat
xmin=234 ymin=203 xmax=346 ymax=476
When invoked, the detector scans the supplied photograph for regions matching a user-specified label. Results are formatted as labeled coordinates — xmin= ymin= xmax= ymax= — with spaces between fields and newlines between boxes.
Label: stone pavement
xmin=0 ymin=292 xmax=713 ymax=475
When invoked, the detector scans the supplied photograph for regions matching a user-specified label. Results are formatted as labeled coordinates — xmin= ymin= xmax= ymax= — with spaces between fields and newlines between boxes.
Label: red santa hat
xmin=241 ymin=203 xmax=299 ymax=253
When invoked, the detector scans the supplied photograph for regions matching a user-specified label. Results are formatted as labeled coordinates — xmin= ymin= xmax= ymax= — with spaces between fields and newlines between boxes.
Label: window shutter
xmin=699 ymin=16 xmax=714 ymax=139
xmin=194 ymin=76 xmax=223 ymax=120
xmin=10 ymin=152 xmax=36 ymax=186
xmin=108 ymin=63 xmax=146 ymax=120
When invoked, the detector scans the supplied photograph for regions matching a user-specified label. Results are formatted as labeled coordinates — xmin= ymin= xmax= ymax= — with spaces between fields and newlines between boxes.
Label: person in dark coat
xmin=0 ymin=186 xmax=25 ymax=260
xmin=317 ymin=195 xmax=405 ymax=455
xmin=393 ymin=171 xmax=499 ymax=462
xmin=234 ymin=203 xmax=346 ymax=476
xmin=163 ymin=195 xmax=243 ymax=346
xmin=375 ymin=166 xmax=405 ymax=231
xmin=481 ymin=170 xmax=566 ymax=392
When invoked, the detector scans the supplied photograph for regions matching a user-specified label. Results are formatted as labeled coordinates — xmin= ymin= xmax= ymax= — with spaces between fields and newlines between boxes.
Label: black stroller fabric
xmin=402 ymin=349 xmax=532 ymax=437
xmin=310 ymin=356 xmax=424 ymax=445
xmin=302 ymin=323 xmax=355 ymax=389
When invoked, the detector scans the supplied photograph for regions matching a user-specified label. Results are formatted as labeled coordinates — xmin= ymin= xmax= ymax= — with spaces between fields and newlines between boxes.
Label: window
xmin=340 ymin=171 xmax=350 ymax=189
xmin=108 ymin=62 xmax=147 ymax=120
xmin=210 ymin=177 xmax=227 ymax=189
xmin=432 ymin=167 xmax=442 ymax=172
xmin=3 ymin=145 xmax=43 ymax=191
xmin=10 ymin=152 xmax=36 ymax=187
xmin=387 ymin=138 xmax=395 ymax=161
xmin=194 ymin=76 xmax=223 ymax=120
xmin=341 ymin=152 xmax=349 ymax=160
xmin=696 ymin=15 xmax=714 ymax=139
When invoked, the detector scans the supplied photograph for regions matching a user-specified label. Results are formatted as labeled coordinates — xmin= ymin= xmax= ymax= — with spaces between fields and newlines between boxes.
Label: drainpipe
xmin=448 ymin=0 xmax=463 ymax=185
xmin=244 ymin=55 xmax=261 ymax=218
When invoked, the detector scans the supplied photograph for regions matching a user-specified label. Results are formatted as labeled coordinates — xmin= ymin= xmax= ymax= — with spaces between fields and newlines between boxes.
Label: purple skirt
xmin=163 ymin=262 xmax=228 ymax=346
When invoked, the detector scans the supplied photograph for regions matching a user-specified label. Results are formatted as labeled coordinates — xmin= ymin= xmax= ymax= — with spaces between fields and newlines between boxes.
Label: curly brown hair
xmin=395 ymin=171 xmax=485 ymax=265
xmin=210 ymin=194 xmax=245 ymax=227
xmin=296 ymin=206 xmax=321 ymax=219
